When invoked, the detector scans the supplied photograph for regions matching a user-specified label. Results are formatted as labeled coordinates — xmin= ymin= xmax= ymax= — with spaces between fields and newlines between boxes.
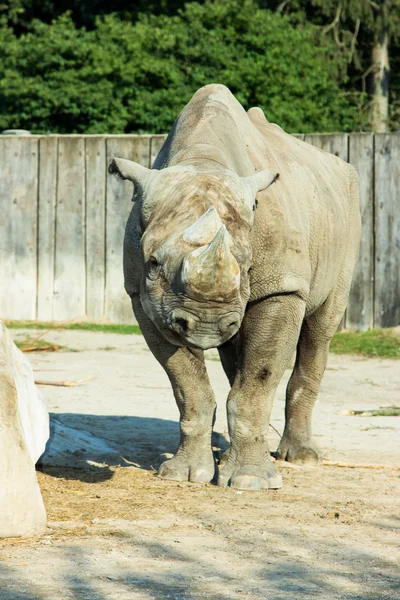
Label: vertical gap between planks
xmin=84 ymin=137 xmax=88 ymax=319
xmin=148 ymin=137 xmax=152 ymax=168
xmin=343 ymin=133 xmax=350 ymax=330
xmin=35 ymin=138 xmax=41 ymax=319
xmin=372 ymin=133 xmax=376 ymax=329
xmin=51 ymin=137 xmax=59 ymax=321
xmin=102 ymin=137 xmax=107 ymax=320
xmin=104 ymin=139 xmax=107 ymax=319
xmin=103 ymin=139 xmax=108 ymax=321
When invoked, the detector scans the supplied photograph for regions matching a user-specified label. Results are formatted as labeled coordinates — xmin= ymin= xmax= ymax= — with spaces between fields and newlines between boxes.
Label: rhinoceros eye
xmin=147 ymin=256 xmax=160 ymax=281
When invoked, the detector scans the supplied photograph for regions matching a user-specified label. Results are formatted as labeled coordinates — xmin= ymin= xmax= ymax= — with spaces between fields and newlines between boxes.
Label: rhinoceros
xmin=109 ymin=84 xmax=360 ymax=491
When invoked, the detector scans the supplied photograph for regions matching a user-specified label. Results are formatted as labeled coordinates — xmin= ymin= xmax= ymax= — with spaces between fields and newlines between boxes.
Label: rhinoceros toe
xmin=276 ymin=437 xmax=321 ymax=465
xmin=158 ymin=453 xmax=216 ymax=483
xmin=218 ymin=464 xmax=282 ymax=491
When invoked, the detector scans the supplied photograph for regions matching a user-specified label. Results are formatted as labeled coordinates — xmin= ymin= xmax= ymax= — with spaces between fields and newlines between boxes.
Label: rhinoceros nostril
xmin=175 ymin=317 xmax=189 ymax=333
xmin=169 ymin=312 xmax=195 ymax=335
xmin=219 ymin=316 xmax=240 ymax=336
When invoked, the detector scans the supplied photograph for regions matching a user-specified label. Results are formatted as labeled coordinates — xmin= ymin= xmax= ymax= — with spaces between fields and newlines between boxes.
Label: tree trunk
xmin=370 ymin=31 xmax=390 ymax=132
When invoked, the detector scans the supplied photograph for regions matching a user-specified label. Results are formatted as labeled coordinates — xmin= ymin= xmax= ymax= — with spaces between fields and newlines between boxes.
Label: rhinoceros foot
xmin=158 ymin=449 xmax=216 ymax=483
xmin=276 ymin=435 xmax=320 ymax=465
xmin=218 ymin=458 xmax=282 ymax=491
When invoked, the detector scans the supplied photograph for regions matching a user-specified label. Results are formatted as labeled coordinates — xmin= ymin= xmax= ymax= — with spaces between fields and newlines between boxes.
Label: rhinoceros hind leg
xmin=277 ymin=287 xmax=348 ymax=465
xmin=276 ymin=439 xmax=320 ymax=465
xmin=218 ymin=457 xmax=282 ymax=490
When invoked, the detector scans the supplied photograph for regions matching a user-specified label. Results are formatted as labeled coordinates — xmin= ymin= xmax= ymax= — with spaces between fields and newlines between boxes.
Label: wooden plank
xmin=37 ymin=137 xmax=58 ymax=320
xmin=304 ymin=133 xmax=349 ymax=162
xmin=85 ymin=137 xmax=106 ymax=320
xmin=0 ymin=137 xmax=38 ymax=320
xmin=347 ymin=134 xmax=374 ymax=331
xmin=53 ymin=138 xmax=86 ymax=320
xmin=374 ymin=134 xmax=400 ymax=328
xmin=150 ymin=135 xmax=167 ymax=167
xmin=105 ymin=137 xmax=151 ymax=323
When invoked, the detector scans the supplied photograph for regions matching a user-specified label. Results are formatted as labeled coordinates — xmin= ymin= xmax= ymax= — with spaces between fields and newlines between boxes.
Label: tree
xmin=0 ymin=1 xmax=361 ymax=133
xmin=0 ymin=0 xmax=202 ymax=31
xmin=311 ymin=1 xmax=400 ymax=132
xmin=263 ymin=0 xmax=400 ymax=131
xmin=367 ymin=1 xmax=400 ymax=131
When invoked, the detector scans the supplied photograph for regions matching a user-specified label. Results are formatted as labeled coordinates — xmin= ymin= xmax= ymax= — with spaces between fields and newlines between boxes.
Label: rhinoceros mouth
xmin=156 ymin=309 xmax=241 ymax=350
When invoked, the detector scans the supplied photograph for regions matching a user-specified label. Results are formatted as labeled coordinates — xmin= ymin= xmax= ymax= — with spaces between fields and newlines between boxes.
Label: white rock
xmin=0 ymin=321 xmax=49 ymax=538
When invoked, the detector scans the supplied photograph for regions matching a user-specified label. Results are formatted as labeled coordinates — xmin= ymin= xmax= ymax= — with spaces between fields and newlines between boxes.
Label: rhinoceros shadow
xmin=37 ymin=412 xmax=229 ymax=482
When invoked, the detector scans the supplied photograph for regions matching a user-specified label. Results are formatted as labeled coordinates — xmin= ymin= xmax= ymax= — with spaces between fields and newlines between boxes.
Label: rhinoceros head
xmin=109 ymin=158 xmax=278 ymax=350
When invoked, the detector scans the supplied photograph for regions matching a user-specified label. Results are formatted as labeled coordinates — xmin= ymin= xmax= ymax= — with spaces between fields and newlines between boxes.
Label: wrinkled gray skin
xmin=110 ymin=84 xmax=360 ymax=491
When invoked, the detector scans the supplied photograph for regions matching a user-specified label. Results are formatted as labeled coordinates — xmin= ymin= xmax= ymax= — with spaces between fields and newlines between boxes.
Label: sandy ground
xmin=1 ymin=329 xmax=399 ymax=600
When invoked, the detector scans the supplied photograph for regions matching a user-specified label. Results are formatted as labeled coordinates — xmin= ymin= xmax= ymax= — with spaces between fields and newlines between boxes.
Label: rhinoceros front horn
xmin=181 ymin=225 xmax=240 ymax=301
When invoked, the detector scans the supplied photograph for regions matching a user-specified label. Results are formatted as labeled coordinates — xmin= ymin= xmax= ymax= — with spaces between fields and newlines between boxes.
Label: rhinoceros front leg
xmin=131 ymin=296 xmax=217 ymax=483
xmin=218 ymin=295 xmax=305 ymax=491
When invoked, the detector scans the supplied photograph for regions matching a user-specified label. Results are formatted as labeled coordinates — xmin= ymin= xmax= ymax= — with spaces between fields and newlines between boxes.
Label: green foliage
xmin=5 ymin=320 xmax=142 ymax=335
xmin=330 ymin=329 xmax=400 ymax=359
xmin=0 ymin=0 xmax=196 ymax=31
xmin=0 ymin=1 xmax=362 ymax=133
xmin=7 ymin=320 xmax=400 ymax=358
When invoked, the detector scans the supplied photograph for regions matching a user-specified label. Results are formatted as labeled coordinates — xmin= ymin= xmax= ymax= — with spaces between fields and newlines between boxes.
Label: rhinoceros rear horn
xmin=182 ymin=206 xmax=223 ymax=246
xmin=108 ymin=157 xmax=151 ymax=187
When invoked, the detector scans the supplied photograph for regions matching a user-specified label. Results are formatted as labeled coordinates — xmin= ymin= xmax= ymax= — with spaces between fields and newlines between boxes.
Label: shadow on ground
xmin=0 ymin=514 xmax=399 ymax=600
xmin=38 ymin=412 xmax=228 ymax=482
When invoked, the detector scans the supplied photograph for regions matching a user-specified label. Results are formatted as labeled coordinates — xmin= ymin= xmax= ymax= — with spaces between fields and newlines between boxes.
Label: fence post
xmin=85 ymin=137 xmax=107 ymax=321
xmin=0 ymin=136 xmax=38 ymax=320
xmin=53 ymin=137 xmax=86 ymax=321
xmin=347 ymin=134 xmax=374 ymax=331
xmin=374 ymin=134 xmax=400 ymax=328
xmin=37 ymin=137 xmax=58 ymax=321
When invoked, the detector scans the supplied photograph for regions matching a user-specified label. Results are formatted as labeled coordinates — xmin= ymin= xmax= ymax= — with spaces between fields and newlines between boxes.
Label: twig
xmin=27 ymin=329 xmax=51 ymax=345
xmin=367 ymin=0 xmax=381 ymax=11
xmin=322 ymin=5 xmax=342 ymax=35
xmin=35 ymin=376 xmax=95 ymax=387
xmin=348 ymin=18 xmax=361 ymax=64
xmin=121 ymin=456 xmax=141 ymax=467
xmin=361 ymin=63 xmax=375 ymax=93
xmin=276 ymin=0 xmax=290 ymax=13
xmin=275 ymin=460 xmax=303 ymax=470
xmin=333 ymin=25 xmax=345 ymax=48
xmin=341 ymin=408 xmax=400 ymax=416
xmin=19 ymin=327 xmax=60 ymax=352
xmin=322 ymin=460 xmax=400 ymax=471
xmin=22 ymin=344 xmax=59 ymax=353
xmin=49 ymin=319 xmax=76 ymax=328
xmin=269 ymin=423 xmax=282 ymax=438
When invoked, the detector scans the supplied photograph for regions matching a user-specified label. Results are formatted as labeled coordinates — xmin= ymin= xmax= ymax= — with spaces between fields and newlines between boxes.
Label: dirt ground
xmin=1 ymin=330 xmax=399 ymax=600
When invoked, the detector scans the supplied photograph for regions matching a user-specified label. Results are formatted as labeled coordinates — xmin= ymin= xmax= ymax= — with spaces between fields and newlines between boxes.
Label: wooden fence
xmin=0 ymin=133 xmax=399 ymax=329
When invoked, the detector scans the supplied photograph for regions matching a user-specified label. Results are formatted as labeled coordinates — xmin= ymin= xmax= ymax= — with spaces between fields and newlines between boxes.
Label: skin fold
xmin=110 ymin=84 xmax=361 ymax=491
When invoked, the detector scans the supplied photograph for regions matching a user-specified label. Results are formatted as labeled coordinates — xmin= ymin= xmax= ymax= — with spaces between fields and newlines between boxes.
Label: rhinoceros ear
xmin=241 ymin=169 xmax=279 ymax=210
xmin=108 ymin=158 xmax=151 ymax=188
